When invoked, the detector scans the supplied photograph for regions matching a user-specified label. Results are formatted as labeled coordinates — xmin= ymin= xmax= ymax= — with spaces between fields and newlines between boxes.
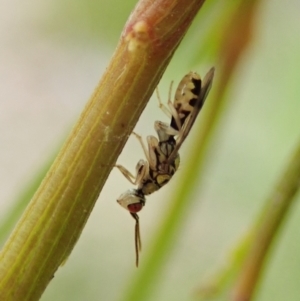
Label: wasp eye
xmin=128 ymin=202 xmax=144 ymax=213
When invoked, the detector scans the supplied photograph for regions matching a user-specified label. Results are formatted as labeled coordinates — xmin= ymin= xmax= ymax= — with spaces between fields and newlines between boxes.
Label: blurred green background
xmin=0 ymin=0 xmax=300 ymax=300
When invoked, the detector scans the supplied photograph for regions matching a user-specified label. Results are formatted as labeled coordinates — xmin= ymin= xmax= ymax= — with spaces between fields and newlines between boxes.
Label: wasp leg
xmin=115 ymin=164 xmax=136 ymax=184
xmin=132 ymin=132 xmax=151 ymax=162
xmin=146 ymin=135 xmax=162 ymax=170
xmin=134 ymin=159 xmax=149 ymax=185
xmin=115 ymin=160 xmax=148 ymax=186
xmin=132 ymin=132 xmax=161 ymax=171
xmin=156 ymin=84 xmax=172 ymax=118
xmin=155 ymin=120 xmax=178 ymax=139
xmin=156 ymin=82 xmax=183 ymax=132
xmin=130 ymin=212 xmax=141 ymax=267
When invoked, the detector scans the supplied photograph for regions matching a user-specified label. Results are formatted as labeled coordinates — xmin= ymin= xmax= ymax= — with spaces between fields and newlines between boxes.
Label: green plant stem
xmin=119 ymin=2 xmax=262 ymax=299
xmin=198 ymin=139 xmax=300 ymax=301
xmin=0 ymin=157 xmax=53 ymax=246
xmin=0 ymin=0 xmax=206 ymax=300
xmin=194 ymin=2 xmax=300 ymax=300
xmin=232 ymin=140 xmax=300 ymax=301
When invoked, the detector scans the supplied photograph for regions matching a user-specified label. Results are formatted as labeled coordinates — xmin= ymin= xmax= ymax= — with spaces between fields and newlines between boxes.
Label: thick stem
xmin=0 ymin=0 xmax=206 ymax=300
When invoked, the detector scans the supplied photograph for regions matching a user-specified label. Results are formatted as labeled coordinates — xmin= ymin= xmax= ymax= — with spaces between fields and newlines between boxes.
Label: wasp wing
xmin=167 ymin=67 xmax=215 ymax=163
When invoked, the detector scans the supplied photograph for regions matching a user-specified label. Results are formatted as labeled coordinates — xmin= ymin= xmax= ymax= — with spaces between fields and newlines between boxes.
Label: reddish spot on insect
xmin=128 ymin=202 xmax=143 ymax=213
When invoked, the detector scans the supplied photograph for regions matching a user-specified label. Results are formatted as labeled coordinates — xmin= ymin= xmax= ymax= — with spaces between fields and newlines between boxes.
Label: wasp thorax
xmin=117 ymin=189 xmax=146 ymax=213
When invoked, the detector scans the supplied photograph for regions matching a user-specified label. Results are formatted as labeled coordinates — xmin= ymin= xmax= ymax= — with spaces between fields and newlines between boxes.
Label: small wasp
xmin=115 ymin=67 xmax=215 ymax=266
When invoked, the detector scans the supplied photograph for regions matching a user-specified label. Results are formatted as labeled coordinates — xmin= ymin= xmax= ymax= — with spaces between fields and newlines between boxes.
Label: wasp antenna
xmin=131 ymin=213 xmax=142 ymax=267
